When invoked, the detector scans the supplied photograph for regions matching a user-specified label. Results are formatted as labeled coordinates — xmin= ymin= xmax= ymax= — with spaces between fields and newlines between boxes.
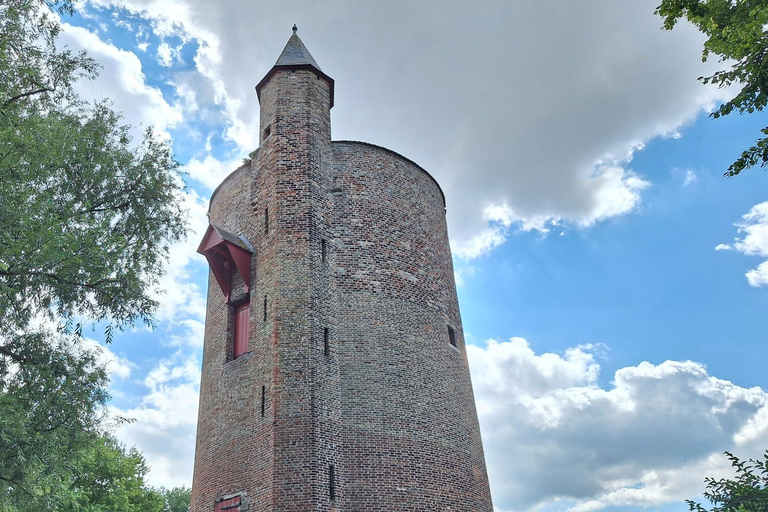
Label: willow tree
xmin=0 ymin=0 xmax=187 ymax=508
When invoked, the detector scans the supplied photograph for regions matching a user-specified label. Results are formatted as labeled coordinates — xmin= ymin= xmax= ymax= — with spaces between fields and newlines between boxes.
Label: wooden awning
xmin=197 ymin=224 xmax=253 ymax=303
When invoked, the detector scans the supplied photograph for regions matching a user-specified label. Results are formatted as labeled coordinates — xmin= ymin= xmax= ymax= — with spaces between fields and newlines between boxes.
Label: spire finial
xmin=292 ymin=24 xmax=297 ymax=34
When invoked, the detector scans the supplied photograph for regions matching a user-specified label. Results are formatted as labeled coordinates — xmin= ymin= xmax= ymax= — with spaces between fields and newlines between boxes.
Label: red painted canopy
xmin=197 ymin=224 xmax=253 ymax=302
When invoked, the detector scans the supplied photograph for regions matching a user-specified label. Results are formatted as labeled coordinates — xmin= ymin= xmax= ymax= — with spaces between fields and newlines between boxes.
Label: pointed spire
xmin=273 ymin=26 xmax=322 ymax=69
xmin=255 ymin=26 xmax=335 ymax=108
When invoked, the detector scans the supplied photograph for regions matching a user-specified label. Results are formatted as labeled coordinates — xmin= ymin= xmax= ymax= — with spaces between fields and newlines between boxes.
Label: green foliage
xmin=656 ymin=0 xmax=768 ymax=176
xmin=0 ymin=0 xmax=187 ymax=332
xmin=688 ymin=451 xmax=768 ymax=512
xmin=0 ymin=0 xmax=188 ymax=509
xmin=159 ymin=486 xmax=192 ymax=512
xmin=0 ymin=333 xmax=108 ymax=511
xmin=62 ymin=434 xmax=165 ymax=512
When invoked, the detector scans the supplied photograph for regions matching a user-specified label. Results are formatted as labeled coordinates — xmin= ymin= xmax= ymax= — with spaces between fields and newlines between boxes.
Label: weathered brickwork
xmin=191 ymin=31 xmax=492 ymax=512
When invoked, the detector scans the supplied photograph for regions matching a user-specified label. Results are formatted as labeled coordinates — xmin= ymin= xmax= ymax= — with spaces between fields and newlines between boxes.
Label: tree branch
xmin=3 ymin=87 xmax=54 ymax=108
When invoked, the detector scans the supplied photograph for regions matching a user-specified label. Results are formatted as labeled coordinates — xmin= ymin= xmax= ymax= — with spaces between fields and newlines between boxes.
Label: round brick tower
xmin=190 ymin=27 xmax=493 ymax=512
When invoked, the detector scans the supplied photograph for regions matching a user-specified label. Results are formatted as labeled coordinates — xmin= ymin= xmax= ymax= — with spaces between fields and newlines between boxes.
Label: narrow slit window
xmin=448 ymin=325 xmax=457 ymax=347
xmin=264 ymin=207 xmax=269 ymax=234
xmin=263 ymin=295 xmax=268 ymax=322
xmin=263 ymin=124 xmax=271 ymax=139
xmin=329 ymin=465 xmax=335 ymax=501
xmin=323 ymin=327 xmax=329 ymax=356
xmin=261 ymin=385 xmax=266 ymax=417
xmin=321 ymin=238 xmax=327 ymax=263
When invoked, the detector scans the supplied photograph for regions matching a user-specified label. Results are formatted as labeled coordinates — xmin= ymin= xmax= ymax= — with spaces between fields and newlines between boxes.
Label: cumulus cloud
xmin=70 ymin=0 xmax=732 ymax=259
xmin=151 ymin=188 xmax=210 ymax=323
xmin=58 ymin=22 xmax=183 ymax=139
xmin=719 ymin=200 xmax=768 ymax=287
xmin=468 ymin=338 xmax=768 ymax=512
xmin=80 ymin=336 xmax=136 ymax=381
xmin=114 ymin=350 xmax=200 ymax=488
xmin=684 ymin=169 xmax=698 ymax=186
xmin=183 ymin=154 xmax=244 ymax=191
xmin=156 ymin=41 xmax=176 ymax=66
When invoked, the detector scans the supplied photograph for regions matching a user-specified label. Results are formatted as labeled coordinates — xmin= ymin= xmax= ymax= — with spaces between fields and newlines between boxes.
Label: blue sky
xmin=52 ymin=1 xmax=768 ymax=511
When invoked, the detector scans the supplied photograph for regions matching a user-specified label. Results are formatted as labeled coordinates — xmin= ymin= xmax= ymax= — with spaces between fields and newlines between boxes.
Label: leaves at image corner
xmin=656 ymin=0 xmax=768 ymax=177
xmin=0 ymin=0 xmax=187 ymax=333
xmin=688 ymin=451 xmax=768 ymax=512
xmin=0 ymin=0 xmax=187 ymax=509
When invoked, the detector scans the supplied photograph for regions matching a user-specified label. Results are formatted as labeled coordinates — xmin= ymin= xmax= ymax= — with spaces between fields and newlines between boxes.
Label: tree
xmin=0 ymin=333 xmax=109 ymax=511
xmin=688 ymin=451 xmax=768 ymax=512
xmin=62 ymin=434 xmax=165 ymax=512
xmin=0 ymin=0 xmax=187 ymax=508
xmin=0 ymin=0 xmax=187 ymax=335
xmin=656 ymin=0 xmax=768 ymax=177
xmin=159 ymin=485 xmax=192 ymax=512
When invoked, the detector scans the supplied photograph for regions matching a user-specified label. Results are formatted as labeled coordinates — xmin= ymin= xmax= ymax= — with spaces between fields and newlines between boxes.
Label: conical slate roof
xmin=274 ymin=31 xmax=321 ymax=69
xmin=255 ymin=26 xmax=334 ymax=108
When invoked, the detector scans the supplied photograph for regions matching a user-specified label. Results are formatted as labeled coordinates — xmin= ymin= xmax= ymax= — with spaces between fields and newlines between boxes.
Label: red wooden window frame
xmin=215 ymin=495 xmax=241 ymax=512
xmin=233 ymin=301 xmax=250 ymax=359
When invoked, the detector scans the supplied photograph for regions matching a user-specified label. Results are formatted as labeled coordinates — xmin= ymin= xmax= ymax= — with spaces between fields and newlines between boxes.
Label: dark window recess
xmin=263 ymin=295 xmax=268 ymax=322
xmin=448 ymin=325 xmax=457 ymax=347
xmin=321 ymin=239 xmax=327 ymax=263
xmin=261 ymin=385 xmax=266 ymax=417
xmin=329 ymin=465 xmax=335 ymax=501
xmin=264 ymin=207 xmax=269 ymax=234
xmin=263 ymin=124 xmax=271 ymax=139
xmin=233 ymin=301 xmax=250 ymax=358
xmin=323 ymin=327 xmax=330 ymax=356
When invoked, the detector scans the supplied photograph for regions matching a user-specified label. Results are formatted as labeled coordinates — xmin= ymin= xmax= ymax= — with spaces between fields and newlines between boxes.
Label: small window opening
xmin=329 ymin=465 xmax=335 ymax=501
xmin=323 ymin=327 xmax=330 ymax=356
xmin=321 ymin=239 xmax=327 ymax=263
xmin=263 ymin=124 xmax=271 ymax=139
xmin=264 ymin=207 xmax=269 ymax=234
xmin=448 ymin=325 xmax=457 ymax=347
xmin=263 ymin=295 xmax=268 ymax=322
xmin=261 ymin=385 xmax=266 ymax=417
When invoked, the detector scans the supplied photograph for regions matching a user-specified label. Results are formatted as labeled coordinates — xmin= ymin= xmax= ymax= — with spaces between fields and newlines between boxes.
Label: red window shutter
xmin=215 ymin=496 xmax=241 ymax=511
xmin=233 ymin=302 xmax=250 ymax=358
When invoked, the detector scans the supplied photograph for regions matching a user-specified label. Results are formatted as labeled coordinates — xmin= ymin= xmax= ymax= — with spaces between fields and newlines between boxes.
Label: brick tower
xmin=191 ymin=27 xmax=493 ymax=511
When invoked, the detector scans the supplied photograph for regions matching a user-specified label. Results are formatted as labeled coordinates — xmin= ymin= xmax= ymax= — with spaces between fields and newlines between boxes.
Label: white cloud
xmin=745 ymin=260 xmax=768 ymax=287
xmin=156 ymin=41 xmax=175 ymax=66
xmin=73 ymin=0 xmax=732 ymax=259
xmin=80 ymin=337 xmax=136 ymax=380
xmin=684 ymin=169 xmax=698 ymax=186
xmin=183 ymin=154 xmax=244 ymax=191
xmin=720 ymin=200 xmax=768 ymax=286
xmin=58 ymin=22 xmax=183 ymax=139
xmin=468 ymin=338 xmax=768 ymax=512
xmin=151 ymin=188 xmax=209 ymax=323
xmin=114 ymin=350 xmax=200 ymax=488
